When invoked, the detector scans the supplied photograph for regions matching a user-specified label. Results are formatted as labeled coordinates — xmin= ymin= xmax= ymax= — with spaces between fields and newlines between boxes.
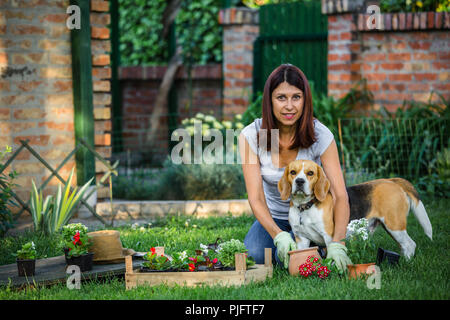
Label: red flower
xmin=308 ymin=262 xmax=318 ymax=272
xmin=317 ymin=265 xmax=330 ymax=279
xmin=72 ymin=231 xmax=82 ymax=246
xmin=188 ymin=257 xmax=197 ymax=264
xmin=212 ymin=258 xmax=218 ymax=264
xmin=188 ymin=263 xmax=196 ymax=272
xmin=150 ymin=247 xmax=156 ymax=255
xmin=299 ymin=263 xmax=312 ymax=277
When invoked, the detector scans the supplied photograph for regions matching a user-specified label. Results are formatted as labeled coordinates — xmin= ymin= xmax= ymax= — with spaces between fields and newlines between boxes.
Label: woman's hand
xmin=273 ymin=231 xmax=297 ymax=269
xmin=326 ymin=242 xmax=352 ymax=271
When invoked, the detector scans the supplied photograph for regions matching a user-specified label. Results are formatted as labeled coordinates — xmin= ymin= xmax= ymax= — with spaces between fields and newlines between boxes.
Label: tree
xmin=144 ymin=0 xmax=183 ymax=157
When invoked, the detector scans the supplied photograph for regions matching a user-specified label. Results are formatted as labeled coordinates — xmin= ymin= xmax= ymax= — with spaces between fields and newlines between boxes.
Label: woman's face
xmin=271 ymin=81 xmax=304 ymax=128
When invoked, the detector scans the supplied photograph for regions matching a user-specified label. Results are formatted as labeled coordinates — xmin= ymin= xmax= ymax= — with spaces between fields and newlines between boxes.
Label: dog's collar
xmin=296 ymin=198 xmax=316 ymax=212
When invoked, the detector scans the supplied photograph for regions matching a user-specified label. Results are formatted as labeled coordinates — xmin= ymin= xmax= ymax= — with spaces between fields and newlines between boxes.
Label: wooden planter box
xmin=125 ymin=247 xmax=273 ymax=289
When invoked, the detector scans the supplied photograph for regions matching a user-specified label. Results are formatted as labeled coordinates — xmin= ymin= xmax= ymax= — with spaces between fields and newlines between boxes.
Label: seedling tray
xmin=125 ymin=247 xmax=272 ymax=289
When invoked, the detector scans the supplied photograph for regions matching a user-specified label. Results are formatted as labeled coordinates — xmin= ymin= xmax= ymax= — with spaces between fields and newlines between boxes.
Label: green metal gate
xmin=253 ymin=0 xmax=328 ymax=97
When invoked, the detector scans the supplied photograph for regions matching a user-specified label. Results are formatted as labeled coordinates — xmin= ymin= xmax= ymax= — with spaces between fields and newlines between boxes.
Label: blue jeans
xmin=244 ymin=218 xmax=295 ymax=268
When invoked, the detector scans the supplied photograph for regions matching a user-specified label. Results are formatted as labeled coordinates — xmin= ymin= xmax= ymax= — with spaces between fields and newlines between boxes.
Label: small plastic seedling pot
xmin=376 ymin=247 xmax=400 ymax=266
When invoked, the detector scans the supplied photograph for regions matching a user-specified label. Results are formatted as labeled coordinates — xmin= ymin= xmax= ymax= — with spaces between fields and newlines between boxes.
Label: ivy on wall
xmin=380 ymin=0 xmax=449 ymax=12
xmin=118 ymin=0 xmax=223 ymax=66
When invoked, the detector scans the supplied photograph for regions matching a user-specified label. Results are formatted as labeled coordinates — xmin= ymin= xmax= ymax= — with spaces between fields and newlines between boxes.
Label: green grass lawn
xmin=0 ymin=197 xmax=448 ymax=300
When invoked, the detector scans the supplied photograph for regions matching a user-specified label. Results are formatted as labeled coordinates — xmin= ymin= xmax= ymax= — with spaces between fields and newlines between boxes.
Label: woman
xmin=239 ymin=64 xmax=351 ymax=271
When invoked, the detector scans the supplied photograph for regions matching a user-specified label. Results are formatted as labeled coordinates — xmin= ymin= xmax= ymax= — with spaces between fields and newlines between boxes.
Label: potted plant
xmin=14 ymin=242 xmax=37 ymax=277
xmin=216 ymin=239 xmax=255 ymax=270
xmin=345 ymin=218 xmax=377 ymax=279
xmin=62 ymin=223 xmax=93 ymax=272
xmin=141 ymin=247 xmax=173 ymax=272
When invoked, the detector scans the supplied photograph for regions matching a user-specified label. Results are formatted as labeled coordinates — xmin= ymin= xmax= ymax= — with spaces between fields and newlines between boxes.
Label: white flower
xmin=195 ymin=113 xmax=205 ymax=120
xmin=131 ymin=223 xmax=139 ymax=230
xmin=235 ymin=114 xmax=242 ymax=121
xmin=235 ymin=122 xmax=244 ymax=129
xmin=180 ymin=251 xmax=187 ymax=260
xmin=202 ymin=128 xmax=211 ymax=137
xmin=31 ymin=241 xmax=35 ymax=250
xmin=205 ymin=115 xmax=215 ymax=123
xmin=347 ymin=218 xmax=369 ymax=240
xmin=200 ymin=243 xmax=209 ymax=255
xmin=139 ymin=226 xmax=146 ymax=232
xmin=193 ymin=224 xmax=197 ymax=228
xmin=212 ymin=121 xmax=223 ymax=130
xmin=185 ymin=126 xmax=195 ymax=136
xmin=185 ymin=221 xmax=189 ymax=227
xmin=223 ymin=121 xmax=232 ymax=129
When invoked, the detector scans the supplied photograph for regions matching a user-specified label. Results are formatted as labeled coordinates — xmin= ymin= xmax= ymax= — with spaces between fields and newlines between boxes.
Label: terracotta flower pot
xmin=16 ymin=259 xmax=36 ymax=277
xmin=347 ymin=262 xmax=376 ymax=279
xmin=288 ymin=247 xmax=320 ymax=276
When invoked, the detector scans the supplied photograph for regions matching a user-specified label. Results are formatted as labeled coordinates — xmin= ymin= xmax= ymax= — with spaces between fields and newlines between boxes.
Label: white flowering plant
xmin=216 ymin=239 xmax=255 ymax=268
xmin=345 ymin=218 xmax=376 ymax=264
xmin=179 ymin=112 xmax=244 ymax=138
xmin=176 ymin=113 xmax=245 ymax=160
xmin=14 ymin=241 xmax=37 ymax=260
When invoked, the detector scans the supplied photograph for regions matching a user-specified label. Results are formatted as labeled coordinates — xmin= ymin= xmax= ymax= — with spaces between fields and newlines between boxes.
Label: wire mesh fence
xmin=110 ymin=113 xmax=449 ymax=199
xmin=339 ymin=117 xmax=449 ymax=187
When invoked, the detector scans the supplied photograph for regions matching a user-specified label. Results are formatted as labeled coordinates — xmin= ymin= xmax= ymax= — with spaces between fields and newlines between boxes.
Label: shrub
xmin=380 ymin=0 xmax=449 ymax=12
xmin=0 ymin=146 xmax=18 ymax=238
xmin=341 ymin=92 xmax=449 ymax=196
xmin=118 ymin=0 xmax=223 ymax=66
xmin=178 ymin=163 xmax=246 ymax=200
xmin=112 ymin=159 xmax=246 ymax=201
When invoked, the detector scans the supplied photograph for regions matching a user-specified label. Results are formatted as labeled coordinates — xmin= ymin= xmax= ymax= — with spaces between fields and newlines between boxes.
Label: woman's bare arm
xmin=239 ymin=133 xmax=281 ymax=239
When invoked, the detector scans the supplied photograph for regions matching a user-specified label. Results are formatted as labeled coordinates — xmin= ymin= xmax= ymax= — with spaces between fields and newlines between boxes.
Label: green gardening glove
xmin=326 ymin=242 xmax=353 ymax=272
xmin=273 ymin=232 xmax=297 ymax=269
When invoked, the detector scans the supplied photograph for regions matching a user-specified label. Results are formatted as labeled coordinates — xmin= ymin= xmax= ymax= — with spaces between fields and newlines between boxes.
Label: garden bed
xmin=125 ymin=247 xmax=273 ymax=289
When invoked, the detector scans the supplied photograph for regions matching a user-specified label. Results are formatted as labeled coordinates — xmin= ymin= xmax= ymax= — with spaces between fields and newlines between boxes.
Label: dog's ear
xmin=314 ymin=165 xmax=330 ymax=202
xmin=278 ymin=166 xmax=292 ymax=201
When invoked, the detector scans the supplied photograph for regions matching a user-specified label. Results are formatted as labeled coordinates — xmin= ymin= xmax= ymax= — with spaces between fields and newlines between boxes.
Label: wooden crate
xmin=125 ymin=247 xmax=273 ymax=289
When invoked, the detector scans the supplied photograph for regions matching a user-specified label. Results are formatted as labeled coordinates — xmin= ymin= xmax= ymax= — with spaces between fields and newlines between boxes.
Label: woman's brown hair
xmin=258 ymin=63 xmax=316 ymax=151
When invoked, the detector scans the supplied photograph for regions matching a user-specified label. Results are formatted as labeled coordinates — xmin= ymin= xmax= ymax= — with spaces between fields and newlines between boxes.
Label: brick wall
xmin=118 ymin=64 xmax=222 ymax=165
xmin=324 ymin=0 xmax=450 ymax=112
xmin=0 ymin=0 xmax=112 ymax=208
xmin=219 ymin=7 xmax=259 ymax=119
xmin=218 ymin=3 xmax=449 ymax=115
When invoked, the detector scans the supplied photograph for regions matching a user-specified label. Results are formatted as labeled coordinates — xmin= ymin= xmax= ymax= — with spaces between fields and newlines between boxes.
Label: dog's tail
xmin=389 ymin=178 xmax=433 ymax=240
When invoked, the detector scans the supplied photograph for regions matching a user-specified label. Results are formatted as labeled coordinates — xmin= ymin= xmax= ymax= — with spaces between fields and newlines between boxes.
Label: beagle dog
xmin=278 ymin=159 xmax=433 ymax=259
